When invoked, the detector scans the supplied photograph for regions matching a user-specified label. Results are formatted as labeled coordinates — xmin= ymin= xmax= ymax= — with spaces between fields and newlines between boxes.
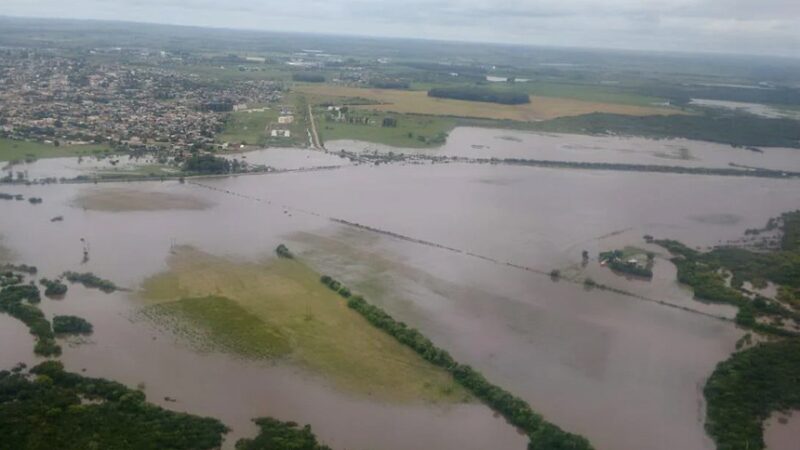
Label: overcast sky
xmin=2 ymin=0 xmax=799 ymax=57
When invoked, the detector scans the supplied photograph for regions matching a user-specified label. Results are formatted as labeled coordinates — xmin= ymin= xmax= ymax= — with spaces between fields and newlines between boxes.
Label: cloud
xmin=1 ymin=0 xmax=798 ymax=56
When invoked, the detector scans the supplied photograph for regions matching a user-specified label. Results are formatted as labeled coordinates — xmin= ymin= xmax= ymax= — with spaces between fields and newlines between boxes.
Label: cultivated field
xmin=297 ymin=85 xmax=682 ymax=121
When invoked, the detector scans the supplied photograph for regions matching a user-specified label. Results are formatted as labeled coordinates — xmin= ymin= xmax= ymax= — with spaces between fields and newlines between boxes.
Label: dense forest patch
xmin=704 ymin=339 xmax=800 ymax=450
xmin=428 ymin=86 xmax=530 ymax=105
xmin=0 ymin=361 xmax=229 ymax=450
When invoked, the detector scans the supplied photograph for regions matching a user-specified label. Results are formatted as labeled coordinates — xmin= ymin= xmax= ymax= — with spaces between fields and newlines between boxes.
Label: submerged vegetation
xmin=318 ymin=273 xmax=593 ymax=450
xmin=0 ymin=281 xmax=60 ymax=356
xmin=0 ymin=361 xmax=229 ymax=450
xmin=657 ymin=210 xmax=800 ymax=450
xmin=63 ymin=271 xmax=118 ymax=293
xmin=655 ymin=211 xmax=800 ymax=335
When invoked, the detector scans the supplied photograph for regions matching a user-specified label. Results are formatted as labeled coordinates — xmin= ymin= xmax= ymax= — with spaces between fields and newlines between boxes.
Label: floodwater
xmin=765 ymin=411 xmax=800 ymax=450
xmin=223 ymin=147 xmax=349 ymax=170
xmin=2 ymin=155 xmax=799 ymax=450
xmin=3 ymin=154 xmax=175 ymax=181
xmin=329 ymin=126 xmax=800 ymax=172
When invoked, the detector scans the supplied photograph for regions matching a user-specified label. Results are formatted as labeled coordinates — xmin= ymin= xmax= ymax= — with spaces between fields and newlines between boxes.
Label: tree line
xmin=63 ymin=271 xmax=118 ymax=293
xmin=428 ymin=86 xmax=530 ymax=105
xmin=318 ymin=273 xmax=593 ymax=450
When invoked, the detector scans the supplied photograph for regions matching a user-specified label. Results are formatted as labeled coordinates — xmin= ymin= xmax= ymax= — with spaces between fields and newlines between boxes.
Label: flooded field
xmin=5 ymin=146 xmax=349 ymax=182
xmin=4 ymin=154 xmax=177 ymax=180
xmin=1 ymin=154 xmax=799 ymax=450
xmin=329 ymin=126 xmax=800 ymax=172
xmin=225 ymin=147 xmax=349 ymax=170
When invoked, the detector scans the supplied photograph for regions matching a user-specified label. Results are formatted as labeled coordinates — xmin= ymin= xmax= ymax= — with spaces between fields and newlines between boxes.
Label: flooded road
xmin=1 ymin=149 xmax=799 ymax=450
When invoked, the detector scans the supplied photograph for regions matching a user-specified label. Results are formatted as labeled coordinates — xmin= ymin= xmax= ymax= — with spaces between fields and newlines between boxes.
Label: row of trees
xmin=63 ymin=271 xmax=118 ymax=293
xmin=428 ymin=86 xmax=530 ymax=104
xmin=292 ymin=72 xmax=325 ymax=83
xmin=530 ymin=112 xmax=800 ymax=149
xmin=318 ymin=274 xmax=593 ymax=450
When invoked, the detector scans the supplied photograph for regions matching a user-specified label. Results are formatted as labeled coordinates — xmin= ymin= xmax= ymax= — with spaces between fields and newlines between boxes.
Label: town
xmin=0 ymin=48 xmax=283 ymax=156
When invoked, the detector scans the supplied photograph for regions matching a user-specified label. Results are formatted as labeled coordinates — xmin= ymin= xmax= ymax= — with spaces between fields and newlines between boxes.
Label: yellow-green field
xmin=216 ymin=109 xmax=276 ymax=145
xmin=0 ymin=138 xmax=111 ymax=162
xmin=297 ymin=85 xmax=682 ymax=121
xmin=141 ymin=247 xmax=468 ymax=403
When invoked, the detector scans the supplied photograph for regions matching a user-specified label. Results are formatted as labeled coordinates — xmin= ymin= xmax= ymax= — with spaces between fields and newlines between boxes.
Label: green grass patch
xmin=147 ymin=296 xmax=291 ymax=359
xmin=523 ymin=81 xmax=665 ymax=106
xmin=216 ymin=110 xmax=276 ymax=146
xmin=0 ymin=138 xmax=111 ymax=162
xmin=317 ymin=109 xmax=454 ymax=148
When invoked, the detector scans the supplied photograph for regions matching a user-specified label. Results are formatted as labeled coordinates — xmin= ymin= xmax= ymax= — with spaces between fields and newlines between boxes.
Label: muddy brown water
xmin=330 ymin=126 xmax=800 ymax=172
xmin=1 ymin=157 xmax=799 ymax=450
xmin=765 ymin=411 xmax=800 ymax=450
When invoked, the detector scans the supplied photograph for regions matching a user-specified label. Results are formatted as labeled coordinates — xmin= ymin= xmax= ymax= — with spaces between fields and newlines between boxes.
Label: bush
xmin=236 ymin=417 xmax=331 ymax=450
xmin=275 ymin=244 xmax=293 ymax=259
xmin=40 ymin=278 xmax=68 ymax=297
xmin=53 ymin=315 xmax=93 ymax=334
xmin=183 ymin=154 xmax=231 ymax=174
xmin=292 ymin=72 xmax=325 ymax=83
